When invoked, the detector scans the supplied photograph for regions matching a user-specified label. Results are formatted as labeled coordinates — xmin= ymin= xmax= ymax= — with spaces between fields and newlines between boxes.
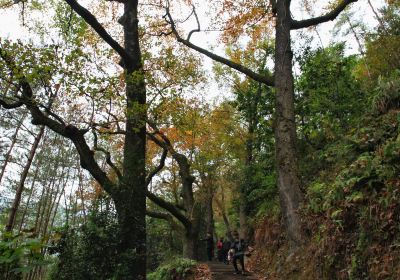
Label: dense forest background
xmin=0 ymin=0 xmax=399 ymax=279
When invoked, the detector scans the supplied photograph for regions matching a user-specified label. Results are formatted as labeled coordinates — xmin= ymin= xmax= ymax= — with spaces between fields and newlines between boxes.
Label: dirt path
xmin=208 ymin=262 xmax=259 ymax=280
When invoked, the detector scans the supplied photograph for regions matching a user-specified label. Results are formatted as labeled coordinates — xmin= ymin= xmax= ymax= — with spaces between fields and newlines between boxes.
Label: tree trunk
xmin=42 ymin=165 xmax=67 ymax=237
xmin=204 ymin=178 xmax=215 ymax=235
xmin=274 ymin=0 xmax=303 ymax=247
xmin=112 ymin=1 xmax=147 ymax=278
xmin=183 ymin=225 xmax=199 ymax=260
xmin=215 ymin=196 xmax=233 ymax=241
xmin=367 ymin=0 xmax=385 ymax=30
xmin=0 ymin=114 xmax=25 ymax=185
xmin=34 ymin=184 xmax=46 ymax=234
xmin=5 ymin=126 xmax=45 ymax=232
xmin=77 ymin=165 xmax=87 ymax=223
xmin=18 ymin=165 xmax=39 ymax=233
xmin=47 ymin=165 xmax=71 ymax=235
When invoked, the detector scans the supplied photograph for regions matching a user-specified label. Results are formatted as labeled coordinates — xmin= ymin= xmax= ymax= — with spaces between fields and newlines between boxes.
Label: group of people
xmin=203 ymin=231 xmax=249 ymax=275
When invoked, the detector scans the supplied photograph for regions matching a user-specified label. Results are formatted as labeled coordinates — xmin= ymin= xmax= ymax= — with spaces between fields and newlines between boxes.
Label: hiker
xmin=231 ymin=231 xmax=248 ymax=275
xmin=201 ymin=232 xmax=214 ymax=261
xmin=222 ymin=237 xmax=231 ymax=264
xmin=217 ymin=237 xmax=224 ymax=262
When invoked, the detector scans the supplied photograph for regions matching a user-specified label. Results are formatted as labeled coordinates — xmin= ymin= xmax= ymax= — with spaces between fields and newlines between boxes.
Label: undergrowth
xmin=147 ymin=257 xmax=197 ymax=280
xmin=249 ymin=110 xmax=400 ymax=279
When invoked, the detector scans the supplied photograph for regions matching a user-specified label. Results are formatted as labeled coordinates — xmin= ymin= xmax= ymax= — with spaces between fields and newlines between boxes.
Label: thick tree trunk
xmin=274 ymin=0 xmax=303 ymax=247
xmin=239 ymin=198 xmax=248 ymax=239
xmin=183 ymin=225 xmax=199 ymax=260
xmin=204 ymin=180 xmax=215 ymax=235
xmin=112 ymin=1 xmax=146 ymax=279
xmin=5 ymin=125 xmax=45 ymax=232
xmin=180 ymin=175 xmax=196 ymax=259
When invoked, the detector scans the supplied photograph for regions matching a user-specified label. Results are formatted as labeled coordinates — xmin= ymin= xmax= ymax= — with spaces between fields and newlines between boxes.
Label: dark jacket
xmin=201 ymin=236 xmax=214 ymax=249
xmin=231 ymin=239 xmax=246 ymax=256
xmin=222 ymin=240 xmax=231 ymax=251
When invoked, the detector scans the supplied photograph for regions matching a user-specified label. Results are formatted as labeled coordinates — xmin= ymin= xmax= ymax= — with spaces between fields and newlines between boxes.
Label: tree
xmin=0 ymin=0 xmax=146 ymax=278
xmin=165 ymin=0 xmax=359 ymax=248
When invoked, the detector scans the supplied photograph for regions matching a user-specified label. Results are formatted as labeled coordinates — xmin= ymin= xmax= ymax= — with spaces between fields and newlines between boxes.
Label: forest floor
xmin=207 ymin=262 xmax=260 ymax=280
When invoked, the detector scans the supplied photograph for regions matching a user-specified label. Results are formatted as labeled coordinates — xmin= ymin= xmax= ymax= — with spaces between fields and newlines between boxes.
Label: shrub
xmin=147 ymin=257 xmax=197 ymax=280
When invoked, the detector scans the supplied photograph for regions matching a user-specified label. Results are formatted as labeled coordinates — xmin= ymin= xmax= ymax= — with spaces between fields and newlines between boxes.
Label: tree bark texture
xmin=274 ymin=0 xmax=303 ymax=247
xmin=112 ymin=1 xmax=147 ymax=278
xmin=182 ymin=222 xmax=200 ymax=260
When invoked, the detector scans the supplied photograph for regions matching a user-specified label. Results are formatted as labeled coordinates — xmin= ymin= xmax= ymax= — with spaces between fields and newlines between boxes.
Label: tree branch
xmin=146 ymin=210 xmax=182 ymax=230
xmin=146 ymin=190 xmax=191 ymax=229
xmin=147 ymin=121 xmax=196 ymax=217
xmin=63 ymin=0 xmax=133 ymax=66
xmin=146 ymin=146 xmax=168 ymax=186
xmin=187 ymin=5 xmax=200 ymax=41
xmin=0 ymin=47 xmax=115 ymax=195
xmin=291 ymin=0 xmax=358 ymax=30
xmin=0 ymin=99 xmax=23 ymax=109
xmin=92 ymin=129 xmax=123 ymax=181
xmin=164 ymin=6 xmax=274 ymax=86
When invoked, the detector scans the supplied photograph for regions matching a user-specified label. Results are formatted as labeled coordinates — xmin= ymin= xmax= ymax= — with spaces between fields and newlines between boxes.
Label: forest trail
xmin=208 ymin=262 xmax=259 ymax=280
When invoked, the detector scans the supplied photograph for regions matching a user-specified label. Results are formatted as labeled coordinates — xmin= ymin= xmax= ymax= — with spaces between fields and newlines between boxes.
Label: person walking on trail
xmin=217 ymin=237 xmax=224 ymax=262
xmin=201 ymin=232 xmax=214 ymax=261
xmin=231 ymin=231 xmax=248 ymax=275
xmin=222 ymin=237 xmax=232 ymax=264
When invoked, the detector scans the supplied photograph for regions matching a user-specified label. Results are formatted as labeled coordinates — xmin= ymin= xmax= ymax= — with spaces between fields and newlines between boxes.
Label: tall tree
xmin=165 ymin=0 xmax=359 ymax=247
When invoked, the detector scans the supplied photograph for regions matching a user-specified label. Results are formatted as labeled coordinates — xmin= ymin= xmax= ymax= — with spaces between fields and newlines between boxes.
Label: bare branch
xmin=187 ymin=5 xmax=200 ymax=41
xmin=164 ymin=6 xmax=275 ymax=87
xmin=291 ymin=0 xmax=358 ymax=30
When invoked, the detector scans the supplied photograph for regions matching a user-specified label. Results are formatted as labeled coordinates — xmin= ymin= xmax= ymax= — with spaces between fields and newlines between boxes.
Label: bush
xmin=371 ymin=71 xmax=400 ymax=114
xmin=47 ymin=208 xmax=119 ymax=280
xmin=0 ymin=230 xmax=48 ymax=279
xmin=147 ymin=257 xmax=197 ymax=280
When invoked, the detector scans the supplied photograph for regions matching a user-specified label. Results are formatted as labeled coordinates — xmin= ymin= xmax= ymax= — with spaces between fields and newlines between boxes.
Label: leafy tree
xmin=165 ymin=0 xmax=360 ymax=246
xmin=47 ymin=201 xmax=119 ymax=280
xmin=296 ymin=43 xmax=365 ymax=146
